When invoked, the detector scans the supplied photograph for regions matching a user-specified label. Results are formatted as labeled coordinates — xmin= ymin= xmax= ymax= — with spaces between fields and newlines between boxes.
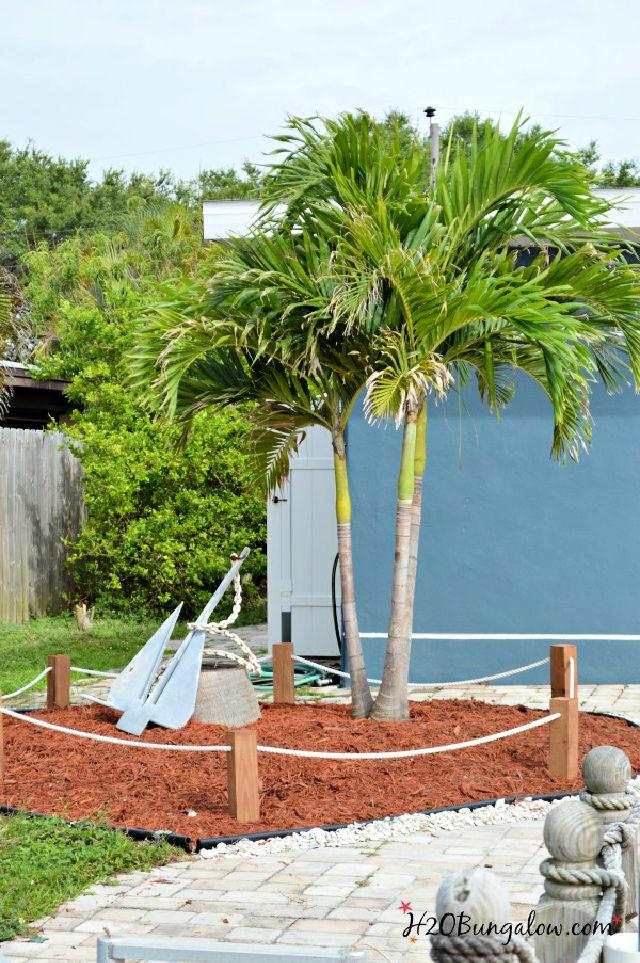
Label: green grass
xmin=0 ymin=814 xmax=179 ymax=941
xmin=0 ymin=614 xmax=160 ymax=697
xmin=0 ymin=602 xmax=267 ymax=697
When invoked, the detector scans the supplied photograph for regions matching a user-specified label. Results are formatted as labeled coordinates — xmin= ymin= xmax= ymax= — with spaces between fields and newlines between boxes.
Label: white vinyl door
xmin=267 ymin=426 xmax=340 ymax=656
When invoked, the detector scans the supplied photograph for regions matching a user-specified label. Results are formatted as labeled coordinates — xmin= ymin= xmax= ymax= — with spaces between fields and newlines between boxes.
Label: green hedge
xmin=22 ymin=213 xmax=266 ymax=618
xmin=66 ymin=392 xmax=266 ymax=617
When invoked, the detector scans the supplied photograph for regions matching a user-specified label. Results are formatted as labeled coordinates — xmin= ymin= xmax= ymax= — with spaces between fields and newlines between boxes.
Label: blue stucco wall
xmin=348 ymin=376 xmax=640 ymax=683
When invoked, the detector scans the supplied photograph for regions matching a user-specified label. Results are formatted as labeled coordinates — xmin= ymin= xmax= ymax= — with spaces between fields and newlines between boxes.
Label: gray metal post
xmin=424 ymin=106 xmax=439 ymax=185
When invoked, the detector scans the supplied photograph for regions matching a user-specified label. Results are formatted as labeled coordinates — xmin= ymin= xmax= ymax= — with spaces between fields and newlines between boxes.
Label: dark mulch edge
xmin=2 ymin=707 xmax=635 ymax=853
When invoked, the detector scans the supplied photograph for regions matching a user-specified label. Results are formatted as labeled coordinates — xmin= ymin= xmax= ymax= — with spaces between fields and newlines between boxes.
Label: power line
xmin=90 ymin=108 xmax=640 ymax=166
xmin=91 ymin=134 xmax=265 ymax=163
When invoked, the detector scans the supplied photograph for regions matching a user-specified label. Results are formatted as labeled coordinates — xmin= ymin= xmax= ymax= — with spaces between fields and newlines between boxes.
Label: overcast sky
xmin=4 ymin=0 xmax=640 ymax=182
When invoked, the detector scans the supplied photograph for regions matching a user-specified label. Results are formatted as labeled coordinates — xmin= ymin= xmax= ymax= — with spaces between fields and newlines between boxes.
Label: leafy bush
xmin=66 ymin=392 xmax=266 ymax=616
xmin=23 ymin=208 xmax=266 ymax=618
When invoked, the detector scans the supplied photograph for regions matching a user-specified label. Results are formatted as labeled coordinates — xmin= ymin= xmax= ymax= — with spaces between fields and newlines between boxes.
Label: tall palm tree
xmin=261 ymin=112 xmax=640 ymax=719
xmin=133 ymin=112 xmax=640 ymax=722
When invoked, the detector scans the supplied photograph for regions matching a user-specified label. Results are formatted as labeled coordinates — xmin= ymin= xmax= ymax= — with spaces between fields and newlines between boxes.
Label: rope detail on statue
xmin=581 ymin=791 xmax=636 ymax=811
xmin=429 ymin=933 xmax=539 ymax=962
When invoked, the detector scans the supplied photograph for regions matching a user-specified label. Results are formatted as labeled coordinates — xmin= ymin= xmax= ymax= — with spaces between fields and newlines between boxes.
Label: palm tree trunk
xmin=333 ymin=430 xmax=373 ymax=719
xmin=371 ymin=404 xmax=418 ymax=721
xmin=406 ymin=402 xmax=427 ymax=629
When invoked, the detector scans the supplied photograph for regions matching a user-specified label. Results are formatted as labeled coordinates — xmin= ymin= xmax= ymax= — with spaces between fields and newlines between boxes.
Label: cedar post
xmin=550 ymin=643 xmax=577 ymax=699
xmin=272 ymin=643 xmax=295 ymax=705
xmin=548 ymin=644 xmax=579 ymax=780
xmin=226 ymin=728 xmax=260 ymax=823
xmin=46 ymin=655 xmax=71 ymax=710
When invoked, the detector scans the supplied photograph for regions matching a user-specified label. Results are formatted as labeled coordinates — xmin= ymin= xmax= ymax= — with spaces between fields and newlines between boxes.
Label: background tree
xmin=0 ymin=139 xmax=262 ymax=268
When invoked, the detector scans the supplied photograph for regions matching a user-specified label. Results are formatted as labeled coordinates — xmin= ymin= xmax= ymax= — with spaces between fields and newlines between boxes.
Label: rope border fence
xmin=292 ymin=654 xmax=550 ymax=688
xmin=0 ymin=641 xmax=580 ymax=823
xmin=3 ymin=667 xmax=51 ymax=701
xmin=0 ymin=706 xmax=231 ymax=752
xmin=254 ymin=712 xmax=561 ymax=760
xmin=70 ymin=666 xmax=119 ymax=679
xmin=0 ymin=704 xmax=560 ymax=760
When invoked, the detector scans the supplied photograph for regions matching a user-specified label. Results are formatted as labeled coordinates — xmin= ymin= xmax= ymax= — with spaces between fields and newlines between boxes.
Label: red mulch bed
xmin=1 ymin=701 xmax=638 ymax=841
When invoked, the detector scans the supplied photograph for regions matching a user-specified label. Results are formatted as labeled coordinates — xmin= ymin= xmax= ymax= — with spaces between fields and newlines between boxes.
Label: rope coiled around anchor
xmin=188 ymin=573 xmax=262 ymax=676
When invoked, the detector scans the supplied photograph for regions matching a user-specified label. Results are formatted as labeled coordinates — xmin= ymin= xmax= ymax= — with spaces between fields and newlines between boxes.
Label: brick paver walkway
xmin=3 ymin=666 xmax=639 ymax=962
xmin=1 ymin=822 xmax=547 ymax=962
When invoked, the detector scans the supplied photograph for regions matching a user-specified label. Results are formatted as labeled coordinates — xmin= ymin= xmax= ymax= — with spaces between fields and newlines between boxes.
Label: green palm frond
xmin=436 ymin=116 xmax=612 ymax=263
xmin=129 ymin=109 xmax=640 ymax=475
xmin=363 ymin=328 xmax=452 ymax=424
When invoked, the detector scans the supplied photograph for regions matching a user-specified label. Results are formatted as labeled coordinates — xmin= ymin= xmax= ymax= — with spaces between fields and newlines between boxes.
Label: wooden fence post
xmin=46 ymin=655 xmax=70 ymax=710
xmin=582 ymin=745 xmax=638 ymax=922
xmin=550 ymin=643 xmax=577 ymax=699
xmin=534 ymin=799 xmax=604 ymax=963
xmin=272 ymin=643 xmax=295 ymax=705
xmin=226 ymin=728 xmax=260 ymax=823
xmin=549 ymin=644 xmax=579 ymax=780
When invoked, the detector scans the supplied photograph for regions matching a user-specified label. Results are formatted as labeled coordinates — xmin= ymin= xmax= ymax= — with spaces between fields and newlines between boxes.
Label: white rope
xmin=0 ymin=705 xmax=560 ymax=761
xmin=70 ymin=666 xmax=119 ymax=679
xmin=0 ymin=706 xmax=230 ymax=751
xmin=569 ymin=656 xmax=576 ymax=699
xmin=188 ymin=573 xmax=262 ymax=677
xmin=3 ymin=667 xmax=51 ymax=701
xmin=254 ymin=713 xmax=561 ymax=760
xmin=291 ymin=655 xmax=550 ymax=688
xmin=206 ymin=645 xmax=262 ymax=675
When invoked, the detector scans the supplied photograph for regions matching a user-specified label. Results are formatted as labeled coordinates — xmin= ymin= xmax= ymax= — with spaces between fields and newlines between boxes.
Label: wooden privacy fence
xmin=0 ymin=428 xmax=83 ymax=622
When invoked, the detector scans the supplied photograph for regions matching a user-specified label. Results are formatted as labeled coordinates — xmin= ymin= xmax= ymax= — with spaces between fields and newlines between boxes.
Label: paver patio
xmin=3 ymin=639 xmax=639 ymax=962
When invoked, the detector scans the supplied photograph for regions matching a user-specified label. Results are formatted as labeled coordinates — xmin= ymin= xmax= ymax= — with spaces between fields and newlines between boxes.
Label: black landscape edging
xmin=0 ymin=803 xmax=192 ymax=852
xmin=193 ymin=788 xmax=584 ymax=852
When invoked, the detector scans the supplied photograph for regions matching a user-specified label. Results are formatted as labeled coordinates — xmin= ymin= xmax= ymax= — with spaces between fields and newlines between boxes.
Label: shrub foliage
xmin=25 ymin=207 xmax=265 ymax=617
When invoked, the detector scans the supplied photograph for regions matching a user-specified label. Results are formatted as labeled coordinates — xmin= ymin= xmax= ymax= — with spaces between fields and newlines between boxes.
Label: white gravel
xmin=199 ymin=796 xmax=557 ymax=859
xmin=200 ymin=781 xmax=640 ymax=861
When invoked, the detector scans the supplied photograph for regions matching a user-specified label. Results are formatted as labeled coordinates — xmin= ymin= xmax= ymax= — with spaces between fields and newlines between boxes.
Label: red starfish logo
xmin=399 ymin=900 xmax=412 ymax=913
xmin=612 ymin=914 xmax=622 ymax=926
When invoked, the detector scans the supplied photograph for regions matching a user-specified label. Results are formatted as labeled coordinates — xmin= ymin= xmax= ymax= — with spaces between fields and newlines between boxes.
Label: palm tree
xmin=133 ymin=112 xmax=640 ymax=723
xmin=261 ymin=112 xmax=640 ymax=719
